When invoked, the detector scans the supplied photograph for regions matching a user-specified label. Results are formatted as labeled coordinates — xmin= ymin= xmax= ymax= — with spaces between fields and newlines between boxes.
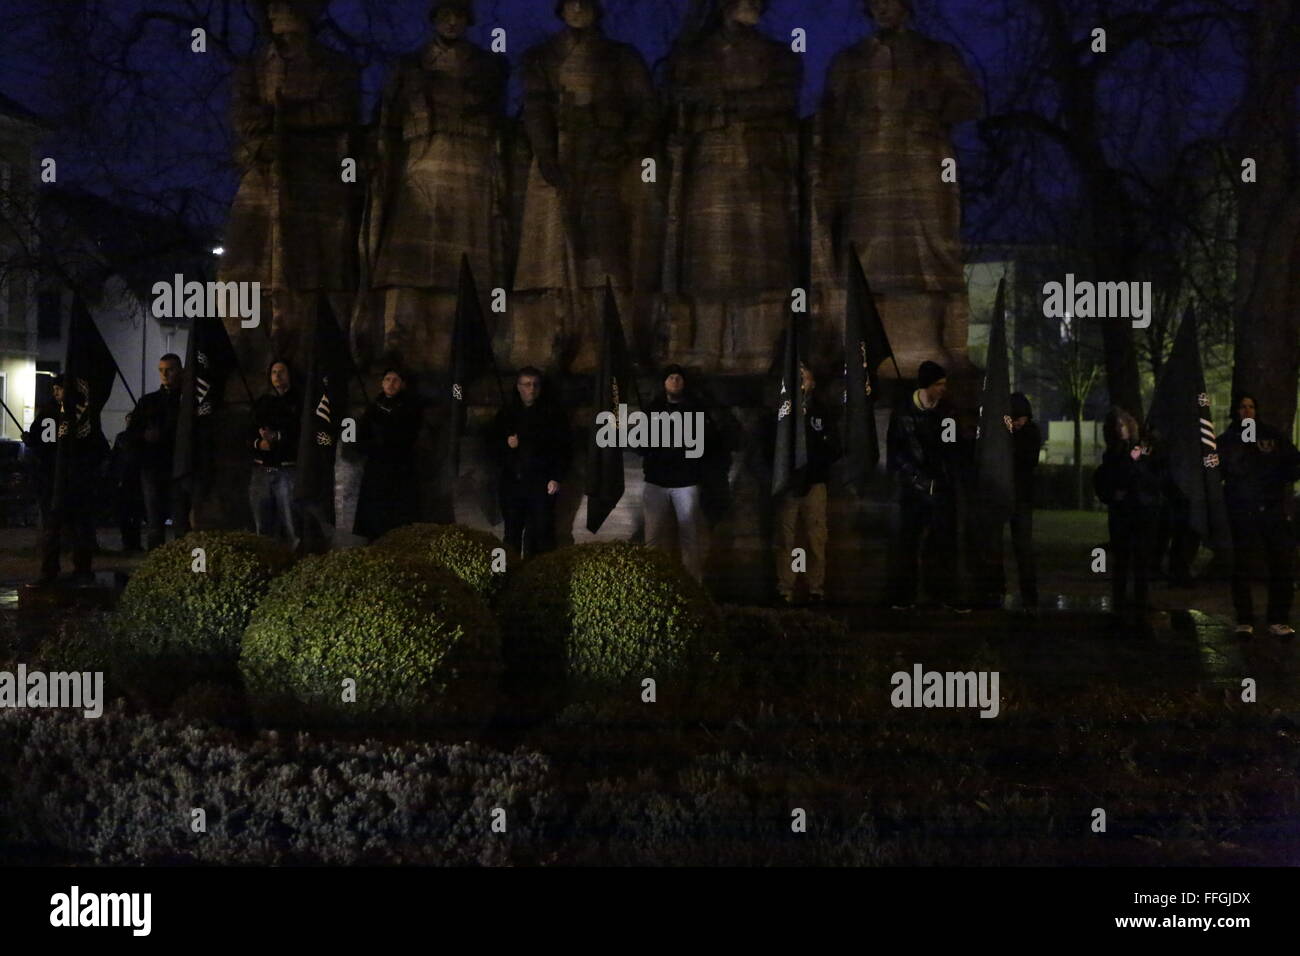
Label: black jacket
xmin=1013 ymin=420 xmax=1043 ymax=505
xmin=641 ymin=394 xmax=713 ymax=489
xmin=127 ymin=385 xmax=182 ymax=474
xmin=492 ymin=399 xmax=570 ymax=488
xmin=1094 ymin=442 xmax=1164 ymax=511
xmin=250 ymin=387 xmax=302 ymax=467
xmin=359 ymin=392 xmax=422 ymax=463
xmin=1218 ymin=421 xmax=1300 ymax=512
xmin=24 ymin=397 xmax=108 ymax=493
xmin=887 ymin=389 xmax=956 ymax=498
xmin=788 ymin=392 xmax=840 ymax=497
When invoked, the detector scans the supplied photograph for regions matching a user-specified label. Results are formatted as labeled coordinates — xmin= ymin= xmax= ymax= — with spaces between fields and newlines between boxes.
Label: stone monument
xmin=817 ymin=0 xmax=982 ymax=379
xmin=511 ymin=0 xmax=658 ymax=372
xmin=357 ymin=0 xmax=508 ymax=373
xmin=662 ymin=0 xmax=803 ymax=375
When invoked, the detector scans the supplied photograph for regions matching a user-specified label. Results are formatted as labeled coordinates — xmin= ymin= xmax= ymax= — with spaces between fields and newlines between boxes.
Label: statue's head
xmin=556 ymin=0 xmax=602 ymax=30
xmin=266 ymin=0 xmax=325 ymax=41
xmin=723 ymin=0 xmax=767 ymax=27
xmin=430 ymin=0 xmax=473 ymax=40
xmin=865 ymin=0 xmax=912 ymax=31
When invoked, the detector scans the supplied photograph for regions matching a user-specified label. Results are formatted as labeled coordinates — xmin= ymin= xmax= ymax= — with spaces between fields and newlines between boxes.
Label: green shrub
xmin=372 ymin=523 xmax=515 ymax=602
xmin=497 ymin=543 xmax=722 ymax=707
xmin=240 ymin=548 xmax=502 ymax=729
xmin=0 ymin=708 xmax=556 ymax=865
xmin=112 ymin=531 xmax=293 ymax=663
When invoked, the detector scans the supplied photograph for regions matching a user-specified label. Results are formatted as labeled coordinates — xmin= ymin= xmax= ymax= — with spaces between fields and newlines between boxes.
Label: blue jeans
xmin=249 ymin=465 xmax=299 ymax=552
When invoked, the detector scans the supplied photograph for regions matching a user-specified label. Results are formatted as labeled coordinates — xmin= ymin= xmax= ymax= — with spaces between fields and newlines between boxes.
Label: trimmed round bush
xmin=240 ymin=548 xmax=502 ymax=728
xmin=112 ymin=530 xmax=293 ymax=662
xmin=372 ymin=523 xmax=515 ymax=602
xmin=497 ymin=543 xmax=722 ymax=703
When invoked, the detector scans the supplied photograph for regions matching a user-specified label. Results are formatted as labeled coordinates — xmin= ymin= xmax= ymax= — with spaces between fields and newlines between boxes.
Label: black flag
xmin=1145 ymin=305 xmax=1230 ymax=550
xmin=295 ymin=295 xmax=352 ymax=526
xmin=586 ymin=278 xmax=641 ymax=533
xmin=843 ymin=243 xmax=894 ymax=491
xmin=173 ymin=311 xmax=243 ymax=488
xmin=449 ymin=253 xmax=501 ymax=476
xmin=52 ymin=296 xmax=120 ymax=509
xmin=772 ymin=305 xmax=807 ymax=496
xmin=976 ymin=277 xmax=1015 ymax=524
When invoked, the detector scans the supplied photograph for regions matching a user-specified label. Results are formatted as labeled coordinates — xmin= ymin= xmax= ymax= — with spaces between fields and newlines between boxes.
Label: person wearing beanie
xmin=774 ymin=360 xmax=840 ymax=606
xmin=1093 ymin=407 xmax=1164 ymax=626
xmin=641 ymin=365 xmax=713 ymax=583
xmin=249 ymin=357 xmax=303 ymax=552
xmin=1217 ymin=394 xmax=1300 ymax=638
xmin=885 ymin=359 xmax=958 ymax=609
xmin=353 ymin=368 xmax=424 ymax=541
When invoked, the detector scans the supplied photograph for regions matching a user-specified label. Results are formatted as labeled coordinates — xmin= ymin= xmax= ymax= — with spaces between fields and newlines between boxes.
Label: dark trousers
xmin=1229 ymin=504 xmax=1295 ymax=625
xmin=1109 ymin=506 xmax=1155 ymax=610
xmin=888 ymin=490 xmax=957 ymax=606
xmin=38 ymin=495 xmax=96 ymax=578
xmin=116 ymin=478 xmax=143 ymax=550
xmin=502 ymin=480 xmax=556 ymax=559
xmin=141 ymin=468 xmax=190 ymax=550
xmin=1009 ymin=502 xmax=1038 ymax=607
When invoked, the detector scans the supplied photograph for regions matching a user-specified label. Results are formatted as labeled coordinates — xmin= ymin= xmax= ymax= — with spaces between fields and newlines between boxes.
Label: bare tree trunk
xmin=1234 ymin=0 xmax=1300 ymax=434
xmin=1073 ymin=404 xmax=1084 ymax=509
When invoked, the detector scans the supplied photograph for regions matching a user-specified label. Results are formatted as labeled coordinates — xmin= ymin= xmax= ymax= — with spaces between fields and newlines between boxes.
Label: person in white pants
xmin=640 ymin=365 xmax=711 ymax=583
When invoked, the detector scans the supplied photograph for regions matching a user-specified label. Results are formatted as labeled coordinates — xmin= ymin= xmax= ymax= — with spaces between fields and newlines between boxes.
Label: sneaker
xmin=944 ymin=603 xmax=974 ymax=614
xmin=1233 ymin=623 xmax=1254 ymax=638
xmin=1268 ymin=624 xmax=1295 ymax=638
xmin=889 ymin=603 xmax=915 ymax=612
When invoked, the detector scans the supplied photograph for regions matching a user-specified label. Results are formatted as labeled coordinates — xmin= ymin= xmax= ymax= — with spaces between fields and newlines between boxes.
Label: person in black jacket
xmin=492 ymin=366 xmax=569 ymax=557
xmin=641 ymin=365 xmax=713 ymax=583
xmin=886 ymin=359 xmax=959 ymax=609
xmin=24 ymin=376 xmax=110 ymax=586
xmin=1001 ymin=392 xmax=1043 ymax=609
xmin=249 ymin=357 xmax=303 ymax=551
xmin=127 ymin=353 xmax=188 ymax=549
xmin=353 ymin=368 xmax=423 ymax=541
xmin=1218 ymin=394 xmax=1300 ymax=638
xmin=110 ymin=412 xmax=144 ymax=552
xmin=1094 ymin=406 xmax=1164 ymax=621
xmin=775 ymin=360 xmax=839 ymax=605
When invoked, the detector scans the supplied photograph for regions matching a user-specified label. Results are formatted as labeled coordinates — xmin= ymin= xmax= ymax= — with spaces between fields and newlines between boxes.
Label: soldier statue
xmin=663 ymin=0 xmax=802 ymax=374
xmin=222 ymin=0 xmax=361 ymax=362
xmin=819 ymin=0 xmax=982 ymax=374
xmin=359 ymin=0 xmax=509 ymax=371
xmin=512 ymin=0 xmax=657 ymax=371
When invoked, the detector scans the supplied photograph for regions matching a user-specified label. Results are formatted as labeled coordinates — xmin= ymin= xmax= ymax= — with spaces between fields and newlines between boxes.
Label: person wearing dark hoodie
xmin=1093 ymin=406 xmax=1164 ymax=623
xmin=492 ymin=366 xmax=569 ymax=557
xmin=886 ymin=359 xmax=959 ymax=609
xmin=353 ymin=367 xmax=423 ymax=541
xmin=249 ymin=357 xmax=303 ymax=551
xmin=127 ymin=352 xmax=188 ymax=550
xmin=641 ymin=364 xmax=713 ymax=583
xmin=1006 ymin=392 xmax=1043 ymax=609
xmin=1217 ymin=394 xmax=1300 ymax=638
xmin=774 ymin=360 xmax=840 ymax=605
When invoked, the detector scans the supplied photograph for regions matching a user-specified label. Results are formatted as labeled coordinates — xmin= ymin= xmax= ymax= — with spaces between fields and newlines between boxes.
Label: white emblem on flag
xmin=452 ymin=383 xmax=463 ymax=401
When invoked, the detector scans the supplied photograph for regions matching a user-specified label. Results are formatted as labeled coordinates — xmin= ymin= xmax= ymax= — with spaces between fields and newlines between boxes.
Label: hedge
xmin=112 ymin=531 xmax=293 ymax=662
xmin=497 ymin=543 xmax=722 ymax=708
xmin=372 ymin=523 xmax=515 ymax=602
xmin=239 ymin=548 xmax=502 ymax=729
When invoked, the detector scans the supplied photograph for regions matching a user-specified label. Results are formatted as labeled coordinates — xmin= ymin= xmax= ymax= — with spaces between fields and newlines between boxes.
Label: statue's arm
xmin=621 ymin=49 xmax=659 ymax=155
xmin=521 ymin=49 xmax=560 ymax=179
